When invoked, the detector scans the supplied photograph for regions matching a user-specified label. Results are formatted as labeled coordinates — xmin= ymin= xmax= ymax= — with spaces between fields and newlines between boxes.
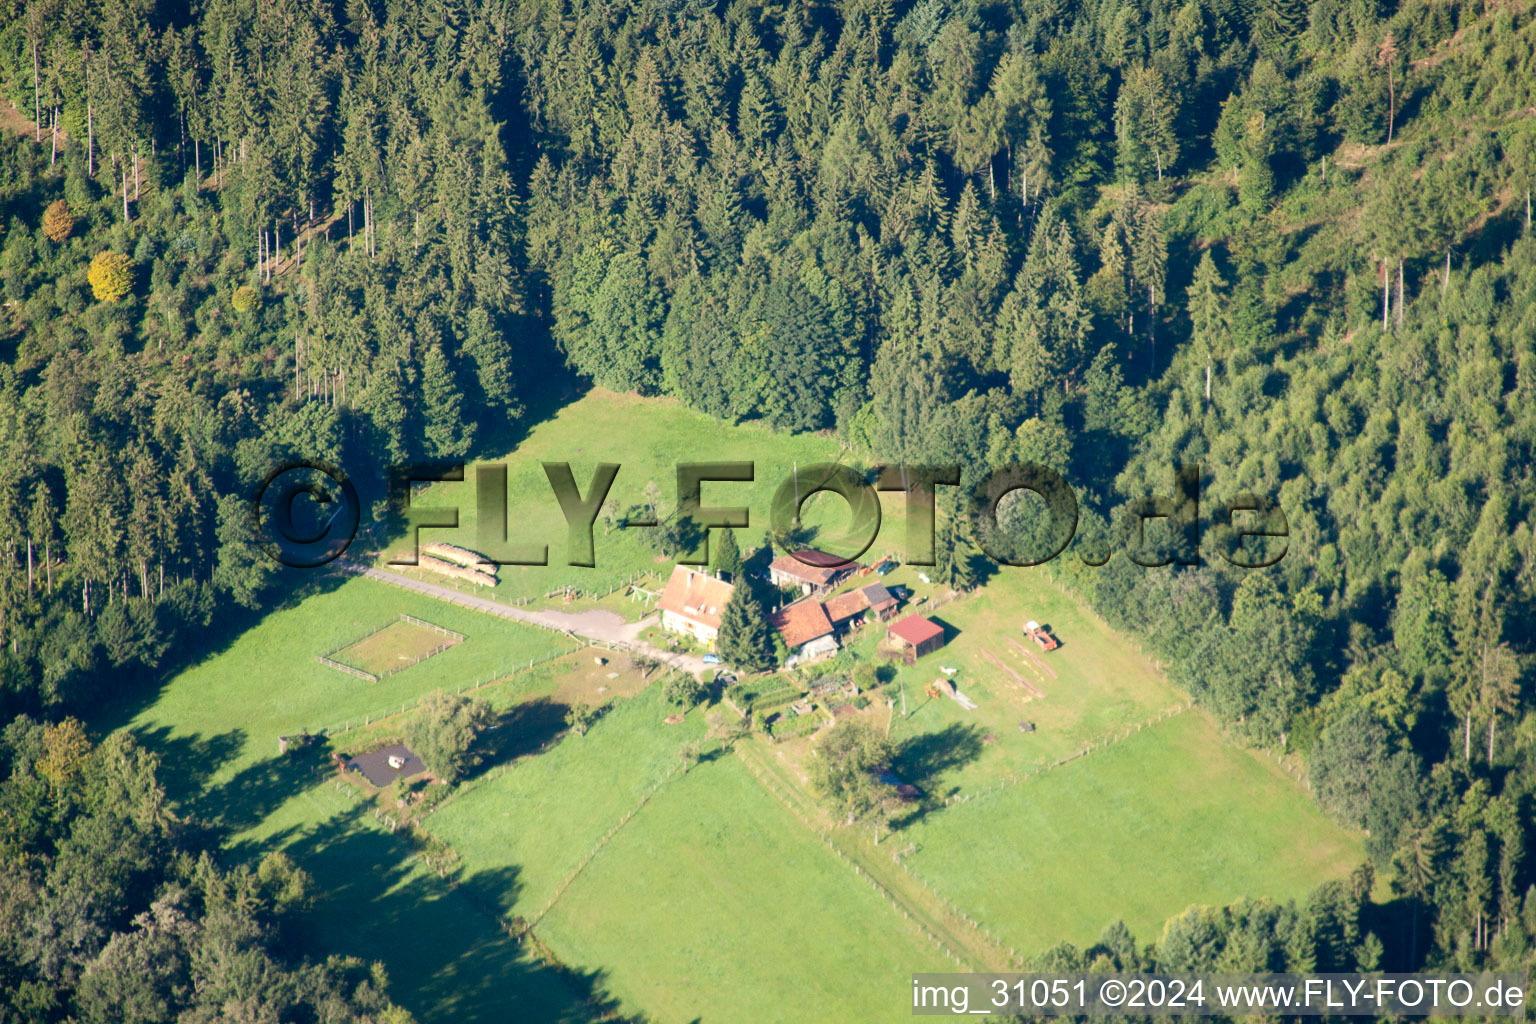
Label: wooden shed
xmin=886 ymin=614 xmax=945 ymax=662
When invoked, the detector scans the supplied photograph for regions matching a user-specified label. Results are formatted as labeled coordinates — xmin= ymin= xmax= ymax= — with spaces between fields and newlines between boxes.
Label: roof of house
xmin=772 ymin=598 xmax=834 ymax=648
xmin=824 ymin=581 xmax=900 ymax=625
xmin=822 ymin=588 xmax=869 ymax=624
xmin=888 ymin=614 xmax=944 ymax=647
xmin=859 ymin=582 xmax=897 ymax=611
xmin=768 ymin=549 xmax=854 ymax=585
xmin=658 ymin=565 xmax=734 ymax=630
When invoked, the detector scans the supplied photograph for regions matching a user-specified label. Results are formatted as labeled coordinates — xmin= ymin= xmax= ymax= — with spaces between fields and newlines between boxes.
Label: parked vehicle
xmin=1024 ymin=620 xmax=1060 ymax=652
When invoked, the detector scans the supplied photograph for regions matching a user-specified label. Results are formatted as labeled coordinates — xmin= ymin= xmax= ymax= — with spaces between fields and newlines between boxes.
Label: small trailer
xmin=1024 ymin=620 xmax=1059 ymax=652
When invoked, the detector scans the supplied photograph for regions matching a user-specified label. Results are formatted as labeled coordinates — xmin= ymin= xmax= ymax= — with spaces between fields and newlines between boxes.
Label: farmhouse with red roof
xmin=657 ymin=565 xmax=734 ymax=644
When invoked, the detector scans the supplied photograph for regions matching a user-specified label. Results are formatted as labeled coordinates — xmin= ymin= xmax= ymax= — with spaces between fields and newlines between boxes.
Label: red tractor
xmin=1024 ymin=620 xmax=1059 ymax=652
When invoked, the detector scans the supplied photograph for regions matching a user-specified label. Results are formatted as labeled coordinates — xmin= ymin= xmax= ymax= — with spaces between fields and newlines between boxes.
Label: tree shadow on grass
xmin=129 ymin=724 xmax=246 ymax=809
xmin=199 ymin=742 xmax=334 ymax=834
xmin=889 ymin=722 xmax=986 ymax=829
xmin=470 ymin=697 xmax=571 ymax=778
xmin=277 ymin=801 xmax=643 ymax=1023
xmin=962 ymin=548 xmax=999 ymax=590
xmin=893 ymin=722 xmax=986 ymax=788
xmin=91 ymin=567 xmax=359 ymax=740
xmin=129 ymin=722 xmax=339 ymax=843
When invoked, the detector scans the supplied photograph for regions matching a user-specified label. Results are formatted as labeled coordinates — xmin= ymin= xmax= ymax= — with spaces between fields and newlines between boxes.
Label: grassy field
xmin=374 ymin=389 xmax=879 ymax=605
xmin=108 ymin=390 xmax=1367 ymax=1023
xmin=871 ymin=567 xmax=1190 ymax=796
xmin=425 ymin=684 xmax=708 ymax=921
xmin=899 ymin=710 xmax=1362 ymax=952
xmin=233 ymin=775 xmax=598 ymax=1023
xmin=334 ymin=616 xmax=462 ymax=676
xmin=115 ymin=573 xmax=617 ymax=1021
xmin=118 ymin=575 xmax=578 ymax=812
xmin=533 ymin=754 xmax=954 ymax=1023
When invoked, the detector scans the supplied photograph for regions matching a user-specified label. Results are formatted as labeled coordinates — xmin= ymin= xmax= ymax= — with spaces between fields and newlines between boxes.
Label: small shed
xmin=858 ymin=582 xmax=899 ymax=620
xmin=887 ymin=614 xmax=945 ymax=661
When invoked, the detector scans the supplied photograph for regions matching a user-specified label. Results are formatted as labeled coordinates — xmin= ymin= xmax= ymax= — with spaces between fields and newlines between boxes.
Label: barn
xmin=886 ymin=614 xmax=945 ymax=663
xmin=767 ymin=549 xmax=858 ymax=596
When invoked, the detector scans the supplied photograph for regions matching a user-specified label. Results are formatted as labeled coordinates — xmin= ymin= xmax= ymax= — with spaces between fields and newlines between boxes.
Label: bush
xmin=566 ymin=700 xmax=607 ymax=735
xmin=414 ymin=779 xmax=451 ymax=815
xmin=664 ymin=672 xmax=707 ymax=710
xmin=42 ymin=199 xmax=74 ymax=242
xmin=87 ymin=252 xmax=133 ymax=302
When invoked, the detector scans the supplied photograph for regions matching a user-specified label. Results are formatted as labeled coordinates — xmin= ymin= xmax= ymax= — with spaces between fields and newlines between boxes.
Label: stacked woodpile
xmin=420 ymin=543 xmax=498 ymax=587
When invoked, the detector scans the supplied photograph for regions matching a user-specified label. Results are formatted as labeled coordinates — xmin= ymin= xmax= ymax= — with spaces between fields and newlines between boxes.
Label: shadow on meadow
xmin=890 ymin=722 xmax=987 ymax=829
xmin=271 ymin=800 xmax=646 ymax=1023
xmin=94 ymin=565 xmax=356 ymax=739
xmin=205 ymin=742 xmax=335 ymax=832
xmin=129 ymin=721 xmax=338 ymax=838
xmin=471 ymin=696 xmax=571 ymax=778
xmin=893 ymin=722 xmax=986 ymax=790
xmin=128 ymin=723 xmax=246 ymax=808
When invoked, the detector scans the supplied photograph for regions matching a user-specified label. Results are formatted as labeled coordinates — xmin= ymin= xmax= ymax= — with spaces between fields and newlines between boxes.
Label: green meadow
xmin=249 ymin=782 xmax=596 ymax=1024
xmin=900 ymin=710 xmax=1363 ymax=953
xmin=119 ymin=574 xmax=577 ymax=811
xmin=385 ymin=388 xmax=889 ymax=602
xmin=425 ymin=684 xmax=709 ymax=920
xmin=115 ymin=391 xmax=1363 ymax=1023
xmin=534 ymin=754 xmax=954 ymax=1023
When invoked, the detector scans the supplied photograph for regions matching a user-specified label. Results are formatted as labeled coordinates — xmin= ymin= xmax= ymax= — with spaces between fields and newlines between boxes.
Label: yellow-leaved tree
xmin=42 ymin=199 xmax=74 ymax=242
xmin=231 ymin=284 xmax=261 ymax=313
xmin=38 ymin=719 xmax=92 ymax=788
xmin=88 ymin=251 xmax=134 ymax=302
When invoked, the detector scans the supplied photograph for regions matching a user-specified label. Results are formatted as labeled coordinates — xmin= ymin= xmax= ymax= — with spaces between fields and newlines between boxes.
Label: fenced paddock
xmin=319 ymin=614 xmax=468 ymax=680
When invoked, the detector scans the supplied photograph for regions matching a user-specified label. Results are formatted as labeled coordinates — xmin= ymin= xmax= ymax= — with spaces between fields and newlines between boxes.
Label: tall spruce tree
xmin=714 ymin=525 xmax=743 ymax=580
xmin=717 ymin=580 xmax=775 ymax=673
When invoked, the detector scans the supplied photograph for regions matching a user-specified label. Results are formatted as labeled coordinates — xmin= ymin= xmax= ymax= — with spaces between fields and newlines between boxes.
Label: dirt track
xmin=340 ymin=561 xmax=709 ymax=676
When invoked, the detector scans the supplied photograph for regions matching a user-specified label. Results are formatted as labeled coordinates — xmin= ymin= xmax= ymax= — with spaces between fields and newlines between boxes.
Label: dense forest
xmin=0 ymin=715 xmax=413 ymax=1020
xmin=1 ymin=0 xmax=1535 ymax=1013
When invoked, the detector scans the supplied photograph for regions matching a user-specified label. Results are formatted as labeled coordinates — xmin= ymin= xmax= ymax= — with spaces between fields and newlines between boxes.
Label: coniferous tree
xmin=713 ymin=525 xmax=743 ymax=580
xmin=1187 ymin=252 xmax=1230 ymax=402
xmin=419 ymin=343 xmax=474 ymax=458
xmin=716 ymin=580 xmax=775 ymax=673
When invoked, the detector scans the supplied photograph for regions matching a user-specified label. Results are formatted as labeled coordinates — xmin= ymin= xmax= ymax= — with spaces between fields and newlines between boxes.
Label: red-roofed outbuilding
xmin=887 ymin=614 xmax=945 ymax=660
xmin=772 ymin=598 xmax=835 ymax=652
